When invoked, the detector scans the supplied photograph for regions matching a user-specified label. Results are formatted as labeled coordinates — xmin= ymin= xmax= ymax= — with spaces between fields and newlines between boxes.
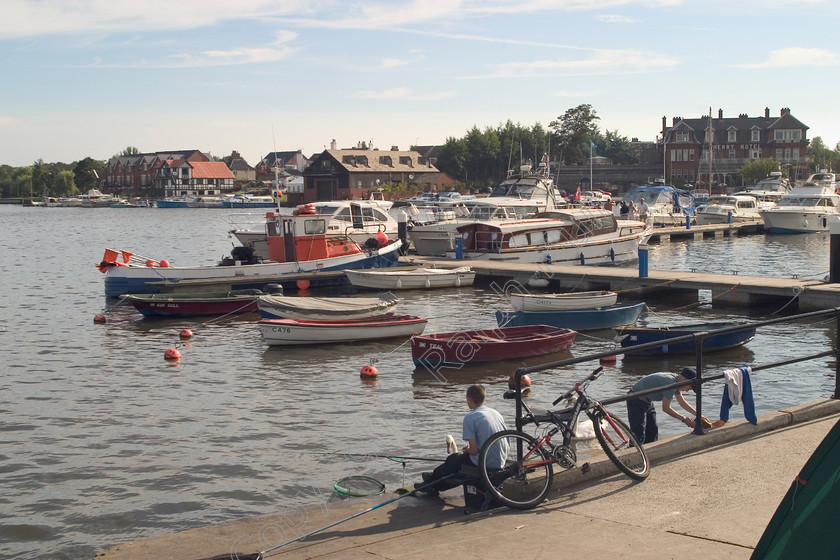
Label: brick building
xmin=662 ymin=107 xmax=809 ymax=191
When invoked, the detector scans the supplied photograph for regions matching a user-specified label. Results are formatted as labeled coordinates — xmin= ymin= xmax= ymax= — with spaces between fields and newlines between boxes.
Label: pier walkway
xmin=405 ymin=256 xmax=840 ymax=311
xmin=94 ymin=399 xmax=840 ymax=560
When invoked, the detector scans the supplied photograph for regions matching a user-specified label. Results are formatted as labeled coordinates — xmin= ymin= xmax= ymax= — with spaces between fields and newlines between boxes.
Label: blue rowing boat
xmin=617 ymin=321 xmax=756 ymax=355
xmin=495 ymin=302 xmax=645 ymax=331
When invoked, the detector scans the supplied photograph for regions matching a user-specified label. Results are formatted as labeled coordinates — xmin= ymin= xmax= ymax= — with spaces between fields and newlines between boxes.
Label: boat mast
xmin=708 ymin=107 xmax=713 ymax=194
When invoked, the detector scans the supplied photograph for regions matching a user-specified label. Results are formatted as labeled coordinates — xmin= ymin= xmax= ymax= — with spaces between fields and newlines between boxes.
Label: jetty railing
xmin=510 ymin=306 xmax=840 ymax=435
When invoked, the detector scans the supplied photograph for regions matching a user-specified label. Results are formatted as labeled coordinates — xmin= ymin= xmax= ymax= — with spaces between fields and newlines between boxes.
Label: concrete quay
xmin=94 ymin=399 xmax=840 ymax=560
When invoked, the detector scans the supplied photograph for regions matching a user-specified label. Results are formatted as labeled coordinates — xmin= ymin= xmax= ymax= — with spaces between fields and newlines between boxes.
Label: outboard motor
xmin=221 ymin=245 xmax=260 ymax=266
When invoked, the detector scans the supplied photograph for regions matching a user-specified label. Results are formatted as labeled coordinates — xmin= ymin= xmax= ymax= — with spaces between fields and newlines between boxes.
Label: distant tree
xmin=549 ymin=104 xmax=601 ymax=165
xmin=53 ymin=170 xmax=76 ymax=196
xmin=435 ymin=137 xmax=467 ymax=181
xmin=463 ymin=126 xmax=501 ymax=185
xmin=808 ymin=136 xmax=840 ymax=172
xmin=738 ymin=159 xmax=781 ymax=184
xmin=602 ymin=130 xmax=640 ymax=165
xmin=31 ymin=158 xmax=52 ymax=197
xmin=117 ymin=146 xmax=140 ymax=157
xmin=73 ymin=157 xmax=105 ymax=192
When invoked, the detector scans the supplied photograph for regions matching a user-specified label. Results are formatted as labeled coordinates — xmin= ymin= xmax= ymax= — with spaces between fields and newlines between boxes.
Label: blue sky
xmin=2 ymin=0 xmax=839 ymax=167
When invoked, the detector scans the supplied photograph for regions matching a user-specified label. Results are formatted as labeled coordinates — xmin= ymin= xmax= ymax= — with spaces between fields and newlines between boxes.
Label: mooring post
xmin=455 ymin=235 xmax=463 ymax=260
xmin=638 ymin=244 xmax=649 ymax=278
xmin=830 ymin=217 xmax=840 ymax=283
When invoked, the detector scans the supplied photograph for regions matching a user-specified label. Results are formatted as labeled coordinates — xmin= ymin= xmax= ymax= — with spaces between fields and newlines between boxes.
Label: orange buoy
xmin=296 ymin=279 xmax=310 ymax=291
xmin=508 ymin=374 xmax=531 ymax=390
xmin=376 ymin=231 xmax=388 ymax=246
xmin=180 ymin=328 xmax=193 ymax=339
xmin=600 ymin=354 xmax=617 ymax=364
xmin=164 ymin=348 xmax=181 ymax=361
xmin=360 ymin=365 xmax=379 ymax=378
xmin=159 ymin=259 xmax=170 ymax=267
xmin=93 ymin=314 xmax=107 ymax=324
xmin=145 ymin=259 xmax=155 ymax=267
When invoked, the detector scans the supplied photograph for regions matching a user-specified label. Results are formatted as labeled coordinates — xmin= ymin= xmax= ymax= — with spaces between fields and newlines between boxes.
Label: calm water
xmin=1 ymin=205 xmax=836 ymax=559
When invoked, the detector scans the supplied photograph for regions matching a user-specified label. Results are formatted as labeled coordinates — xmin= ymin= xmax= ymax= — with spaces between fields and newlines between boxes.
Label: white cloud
xmin=0 ymin=116 xmax=19 ymax=126
xmin=736 ymin=47 xmax=840 ymax=68
xmin=596 ymin=14 xmax=641 ymax=23
xmin=353 ymin=88 xmax=455 ymax=100
xmin=482 ymin=49 xmax=679 ymax=78
xmin=380 ymin=58 xmax=410 ymax=69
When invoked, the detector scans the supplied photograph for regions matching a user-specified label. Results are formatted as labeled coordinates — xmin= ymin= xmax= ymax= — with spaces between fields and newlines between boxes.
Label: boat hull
xmin=495 ymin=302 xmax=645 ymax=331
xmin=508 ymin=290 xmax=618 ymax=311
xmin=617 ymin=322 xmax=756 ymax=355
xmin=258 ymin=315 xmax=427 ymax=345
xmin=125 ymin=292 xmax=260 ymax=317
xmin=103 ymin=242 xmax=402 ymax=297
xmin=759 ymin=210 xmax=838 ymax=233
xmin=345 ymin=267 xmax=475 ymax=290
xmin=411 ymin=325 xmax=576 ymax=367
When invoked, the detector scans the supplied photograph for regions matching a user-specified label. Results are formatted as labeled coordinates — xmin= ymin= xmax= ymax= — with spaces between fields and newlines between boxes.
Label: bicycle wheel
xmin=592 ymin=412 xmax=649 ymax=481
xmin=478 ymin=430 xmax=553 ymax=510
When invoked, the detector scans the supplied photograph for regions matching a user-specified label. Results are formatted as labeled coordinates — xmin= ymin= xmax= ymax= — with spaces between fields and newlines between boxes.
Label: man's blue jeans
xmin=627 ymin=398 xmax=658 ymax=444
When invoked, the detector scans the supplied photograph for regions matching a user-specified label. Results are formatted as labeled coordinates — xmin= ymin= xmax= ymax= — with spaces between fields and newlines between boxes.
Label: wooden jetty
xmin=646 ymin=220 xmax=763 ymax=243
xmin=404 ymin=257 xmax=840 ymax=312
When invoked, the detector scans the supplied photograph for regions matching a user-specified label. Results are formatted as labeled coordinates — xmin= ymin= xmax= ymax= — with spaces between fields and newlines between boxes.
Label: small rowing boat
xmin=257 ymin=293 xmax=399 ymax=320
xmin=345 ymin=266 xmax=475 ymax=290
xmin=508 ymin=290 xmax=618 ymax=311
xmin=124 ymin=289 xmax=263 ymax=317
xmin=495 ymin=302 xmax=645 ymax=331
xmin=411 ymin=325 xmax=576 ymax=367
xmin=258 ymin=315 xmax=428 ymax=346
xmin=617 ymin=321 xmax=756 ymax=355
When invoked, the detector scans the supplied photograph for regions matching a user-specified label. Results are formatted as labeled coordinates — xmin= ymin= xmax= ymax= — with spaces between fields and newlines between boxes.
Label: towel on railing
xmin=720 ymin=366 xmax=757 ymax=425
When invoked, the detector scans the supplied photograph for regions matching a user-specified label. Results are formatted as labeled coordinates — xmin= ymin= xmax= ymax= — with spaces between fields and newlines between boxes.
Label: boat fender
xmin=376 ymin=231 xmax=388 ymax=247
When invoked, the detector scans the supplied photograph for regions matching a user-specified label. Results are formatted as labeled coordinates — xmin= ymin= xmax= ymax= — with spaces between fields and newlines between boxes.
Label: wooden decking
xmin=403 ymin=256 xmax=840 ymax=312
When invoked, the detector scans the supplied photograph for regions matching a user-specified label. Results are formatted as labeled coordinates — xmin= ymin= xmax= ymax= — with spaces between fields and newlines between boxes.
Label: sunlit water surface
xmin=0 ymin=206 xmax=835 ymax=559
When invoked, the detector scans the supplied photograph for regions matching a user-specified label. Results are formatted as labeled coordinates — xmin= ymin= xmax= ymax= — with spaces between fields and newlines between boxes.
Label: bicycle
xmin=477 ymin=366 xmax=649 ymax=510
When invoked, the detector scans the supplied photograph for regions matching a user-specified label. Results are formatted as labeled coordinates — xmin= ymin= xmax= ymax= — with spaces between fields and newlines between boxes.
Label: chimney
xmin=718 ymin=108 xmax=723 ymax=119
xmin=781 ymin=107 xmax=790 ymax=116
xmin=662 ymin=116 xmax=667 ymax=131
xmin=739 ymin=113 xmax=748 ymax=119
xmin=330 ymin=139 xmax=337 ymax=150
xmin=765 ymin=107 xmax=770 ymax=118
xmin=391 ymin=145 xmax=399 ymax=151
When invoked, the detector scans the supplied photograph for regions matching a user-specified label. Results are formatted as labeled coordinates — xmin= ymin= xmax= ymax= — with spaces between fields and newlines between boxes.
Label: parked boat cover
xmin=257 ymin=293 xmax=399 ymax=320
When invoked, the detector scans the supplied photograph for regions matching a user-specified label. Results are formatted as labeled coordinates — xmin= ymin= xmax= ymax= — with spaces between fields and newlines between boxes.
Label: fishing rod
xmin=336 ymin=452 xmax=443 ymax=462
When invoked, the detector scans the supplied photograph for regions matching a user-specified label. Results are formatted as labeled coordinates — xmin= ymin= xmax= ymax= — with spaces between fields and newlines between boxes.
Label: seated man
xmin=415 ymin=384 xmax=507 ymax=496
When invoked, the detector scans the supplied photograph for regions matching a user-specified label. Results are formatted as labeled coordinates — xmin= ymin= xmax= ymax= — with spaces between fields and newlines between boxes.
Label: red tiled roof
xmin=190 ymin=161 xmax=234 ymax=179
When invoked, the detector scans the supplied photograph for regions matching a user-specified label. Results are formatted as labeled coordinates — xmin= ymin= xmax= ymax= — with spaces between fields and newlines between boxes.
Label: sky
xmin=2 ymin=0 xmax=840 ymax=168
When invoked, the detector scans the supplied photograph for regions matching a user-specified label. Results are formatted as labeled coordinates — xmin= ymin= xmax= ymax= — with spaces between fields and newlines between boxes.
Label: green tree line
xmin=0 ymin=157 xmax=106 ymax=199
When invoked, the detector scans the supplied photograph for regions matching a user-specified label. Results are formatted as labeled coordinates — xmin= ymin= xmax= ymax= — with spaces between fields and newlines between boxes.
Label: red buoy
xmin=180 ymin=328 xmax=193 ymax=339
xmin=159 ymin=259 xmax=170 ymax=268
xmin=93 ymin=314 xmax=107 ymax=324
xmin=145 ymin=259 xmax=155 ymax=267
xmin=508 ymin=374 xmax=531 ymax=389
xmin=360 ymin=365 xmax=379 ymax=378
xmin=164 ymin=348 xmax=181 ymax=360
xmin=296 ymin=279 xmax=310 ymax=291
xmin=376 ymin=231 xmax=388 ymax=246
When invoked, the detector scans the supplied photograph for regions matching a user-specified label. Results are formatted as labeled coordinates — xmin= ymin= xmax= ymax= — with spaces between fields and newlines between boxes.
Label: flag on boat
xmin=590 ymin=140 xmax=597 ymax=151
xmin=575 ymin=186 xmax=581 ymax=200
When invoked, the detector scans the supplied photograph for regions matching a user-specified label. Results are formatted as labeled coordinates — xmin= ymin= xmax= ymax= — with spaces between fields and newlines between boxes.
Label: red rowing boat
xmin=411 ymin=325 xmax=576 ymax=367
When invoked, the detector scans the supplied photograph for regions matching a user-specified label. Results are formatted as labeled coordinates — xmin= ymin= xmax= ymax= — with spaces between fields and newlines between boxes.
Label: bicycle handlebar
xmin=552 ymin=366 xmax=604 ymax=406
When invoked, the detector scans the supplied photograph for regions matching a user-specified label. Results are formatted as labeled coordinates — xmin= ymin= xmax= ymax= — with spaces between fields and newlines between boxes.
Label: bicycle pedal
xmin=581 ymin=462 xmax=591 ymax=474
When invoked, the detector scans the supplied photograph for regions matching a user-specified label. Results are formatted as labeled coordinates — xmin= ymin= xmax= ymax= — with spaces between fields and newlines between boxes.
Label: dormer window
xmin=675 ymin=131 xmax=689 ymax=143
xmin=728 ymin=129 xmax=737 ymax=142
xmin=399 ymin=156 xmax=413 ymax=166
xmin=751 ymin=129 xmax=760 ymax=142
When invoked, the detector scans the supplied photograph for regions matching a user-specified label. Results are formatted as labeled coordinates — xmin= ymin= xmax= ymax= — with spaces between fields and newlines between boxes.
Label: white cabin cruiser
xmin=759 ymin=173 xmax=840 ymax=233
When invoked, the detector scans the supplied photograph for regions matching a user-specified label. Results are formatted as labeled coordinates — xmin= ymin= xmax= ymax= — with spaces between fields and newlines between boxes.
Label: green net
xmin=330 ymin=476 xmax=386 ymax=501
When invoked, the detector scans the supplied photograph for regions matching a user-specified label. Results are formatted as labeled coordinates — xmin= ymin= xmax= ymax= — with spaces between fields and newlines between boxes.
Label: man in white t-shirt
xmin=415 ymin=384 xmax=507 ymax=496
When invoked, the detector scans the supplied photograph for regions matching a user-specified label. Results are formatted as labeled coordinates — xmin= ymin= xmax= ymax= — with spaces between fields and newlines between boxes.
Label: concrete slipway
xmin=94 ymin=399 xmax=840 ymax=560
